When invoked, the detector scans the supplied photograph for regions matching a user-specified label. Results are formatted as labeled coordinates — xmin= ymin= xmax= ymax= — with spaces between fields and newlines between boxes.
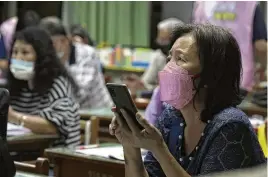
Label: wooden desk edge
xmin=8 ymin=134 xmax=59 ymax=145
xmin=45 ymin=149 xmax=125 ymax=165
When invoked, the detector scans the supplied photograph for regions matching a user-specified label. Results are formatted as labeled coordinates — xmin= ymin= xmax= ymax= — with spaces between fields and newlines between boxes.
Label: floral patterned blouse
xmin=144 ymin=105 xmax=266 ymax=176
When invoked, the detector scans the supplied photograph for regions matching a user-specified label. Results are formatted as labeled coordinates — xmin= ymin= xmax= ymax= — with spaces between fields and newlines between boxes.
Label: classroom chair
xmin=14 ymin=157 xmax=49 ymax=175
xmin=80 ymin=116 xmax=100 ymax=145
xmin=134 ymin=97 xmax=150 ymax=110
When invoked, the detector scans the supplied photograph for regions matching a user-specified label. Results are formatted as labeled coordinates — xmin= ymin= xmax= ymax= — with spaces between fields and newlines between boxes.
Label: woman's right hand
xmin=109 ymin=112 xmax=136 ymax=148
xmin=108 ymin=108 xmax=165 ymax=154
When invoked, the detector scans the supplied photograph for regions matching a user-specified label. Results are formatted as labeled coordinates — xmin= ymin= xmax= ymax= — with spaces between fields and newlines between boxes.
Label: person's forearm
xmin=9 ymin=112 xmax=58 ymax=134
xmin=153 ymin=144 xmax=190 ymax=177
xmin=123 ymin=147 xmax=149 ymax=177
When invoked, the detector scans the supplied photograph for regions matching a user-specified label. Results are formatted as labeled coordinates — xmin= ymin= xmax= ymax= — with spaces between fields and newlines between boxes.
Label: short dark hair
xmin=70 ymin=24 xmax=96 ymax=46
xmin=15 ymin=10 xmax=40 ymax=32
xmin=8 ymin=27 xmax=77 ymax=96
xmin=39 ymin=17 xmax=67 ymax=36
xmin=170 ymin=24 xmax=242 ymax=122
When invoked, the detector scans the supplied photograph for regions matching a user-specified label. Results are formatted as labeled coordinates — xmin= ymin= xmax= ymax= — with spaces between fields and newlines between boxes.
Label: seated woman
xmin=7 ymin=27 xmax=80 ymax=147
xmin=109 ymin=24 xmax=266 ymax=177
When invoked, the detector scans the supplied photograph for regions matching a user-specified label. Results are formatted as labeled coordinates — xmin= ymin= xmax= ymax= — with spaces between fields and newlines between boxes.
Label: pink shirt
xmin=0 ymin=17 xmax=18 ymax=56
xmin=193 ymin=1 xmax=257 ymax=91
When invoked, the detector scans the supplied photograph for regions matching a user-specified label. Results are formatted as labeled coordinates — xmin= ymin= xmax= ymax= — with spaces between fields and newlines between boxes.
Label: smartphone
xmin=106 ymin=83 xmax=143 ymax=130
xmin=0 ymin=89 xmax=9 ymax=140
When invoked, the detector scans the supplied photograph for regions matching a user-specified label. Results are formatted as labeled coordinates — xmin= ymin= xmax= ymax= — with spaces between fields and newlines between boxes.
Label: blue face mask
xmin=10 ymin=59 xmax=34 ymax=80
xmin=10 ymin=58 xmax=34 ymax=69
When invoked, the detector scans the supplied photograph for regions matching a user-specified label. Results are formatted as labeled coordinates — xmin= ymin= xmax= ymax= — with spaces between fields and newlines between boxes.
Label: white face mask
xmin=10 ymin=58 xmax=34 ymax=81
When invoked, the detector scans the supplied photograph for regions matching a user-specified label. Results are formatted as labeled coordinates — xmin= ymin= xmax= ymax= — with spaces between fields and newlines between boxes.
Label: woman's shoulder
xmin=208 ymin=107 xmax=254 ymax=137
xmin=74 ymin=43 xmax=97 ymax=63
xmin=52 ymin=75 xmax=70 ymax=87
xmin=49 ymin=76 xmax=73 ymax=97
xmin=212 ymin=107 xmax=251 ymax=127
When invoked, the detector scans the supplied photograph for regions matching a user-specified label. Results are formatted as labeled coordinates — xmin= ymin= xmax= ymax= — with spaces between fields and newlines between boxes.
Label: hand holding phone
xmin=107 ymin=83 xmax=143 ymax=130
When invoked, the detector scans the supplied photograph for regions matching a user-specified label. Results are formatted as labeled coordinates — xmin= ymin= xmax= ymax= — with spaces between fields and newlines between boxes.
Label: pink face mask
xmin=158 ymin=60 xmax=197 ymax=110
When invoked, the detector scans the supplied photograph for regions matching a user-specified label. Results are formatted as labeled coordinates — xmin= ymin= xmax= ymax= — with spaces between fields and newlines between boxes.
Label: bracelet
xmin=19 ymin=115 xmax=27 ymax=127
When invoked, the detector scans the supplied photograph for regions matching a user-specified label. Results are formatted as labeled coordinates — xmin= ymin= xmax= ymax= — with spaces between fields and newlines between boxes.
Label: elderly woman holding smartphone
xmin=109 ymin=24 xmax=266 ymax=177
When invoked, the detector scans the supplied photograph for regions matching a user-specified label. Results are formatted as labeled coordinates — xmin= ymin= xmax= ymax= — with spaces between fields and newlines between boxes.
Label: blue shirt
xmin=0 ymin=33 xmax=6 ymax=59
xmin=144 ymin=105 xmax=266 ymax=176
xmin=252 ymin=4 xmax=267 ymax=41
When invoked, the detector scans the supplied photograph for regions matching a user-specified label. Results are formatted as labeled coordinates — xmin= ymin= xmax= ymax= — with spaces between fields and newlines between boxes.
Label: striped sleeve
xmin=39 ymin=76 xmax=81 ymax=147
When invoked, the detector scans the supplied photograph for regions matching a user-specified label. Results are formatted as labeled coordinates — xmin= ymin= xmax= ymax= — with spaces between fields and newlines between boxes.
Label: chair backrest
xmin=14 ymin=157 xmax=49 ymax=175
xmin=80 ymin=116 xmax=100 ymax=145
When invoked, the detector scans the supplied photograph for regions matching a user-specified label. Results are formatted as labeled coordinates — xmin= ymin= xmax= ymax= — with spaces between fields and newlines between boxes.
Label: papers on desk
xmin=7 ymin=123 xmax=31 ymax=136
xmin=76 ymin=145 xmax=147 ymax=161
xmin=249 ymin=115 xmax=267 ymax=133
xmin=259 ymin=81 xmax=267 ymax=88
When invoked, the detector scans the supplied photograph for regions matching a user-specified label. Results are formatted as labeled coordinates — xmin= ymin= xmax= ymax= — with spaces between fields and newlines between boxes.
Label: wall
xmin=161 ymin=1 xmax=194 ymax=23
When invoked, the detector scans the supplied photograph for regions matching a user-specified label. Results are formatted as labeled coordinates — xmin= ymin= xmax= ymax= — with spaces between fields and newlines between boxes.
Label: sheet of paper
xmin=76 ymin=146 xmax=147 ymax=161
xmin=7 ymin=123 xmax=31 ymax=136
xmin=76 ymin=146 xmax=124 ymax=159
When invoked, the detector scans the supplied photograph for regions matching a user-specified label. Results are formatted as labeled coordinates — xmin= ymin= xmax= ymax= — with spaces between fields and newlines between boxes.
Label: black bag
xmin=0 ymin=136 xmax=16 ymax=177
xmin=0 ymin=88 xmax=16 ymax=177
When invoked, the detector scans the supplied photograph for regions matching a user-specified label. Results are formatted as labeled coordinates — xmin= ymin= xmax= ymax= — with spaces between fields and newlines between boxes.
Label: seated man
xmin=123 ymin=18 xmax=184 ymax=93
xmin=40 ymin=17 xmax=113 ymax=109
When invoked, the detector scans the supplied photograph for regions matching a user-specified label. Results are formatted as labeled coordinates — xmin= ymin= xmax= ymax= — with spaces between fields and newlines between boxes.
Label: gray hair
xmin=157 ymin=18 xmax=184 ymax=31
xmin=40 ymin=16 xmax=61 ymax=25
xmin=39 ymin=16 xmax=69 ymax=36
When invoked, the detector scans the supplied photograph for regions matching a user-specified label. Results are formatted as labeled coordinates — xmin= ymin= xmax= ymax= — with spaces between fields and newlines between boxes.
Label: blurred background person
xmin=144 ymin=19 xmax=185 ymax=125
xmin=7 ymin=27 xmax=80 ymax=147
xmin=0 ymin=32 xmax=6 ymax=62
xmin=192 ymin=1 xmax=267 ymax=95
xmin=40 ymin=17 xmax=113 ymax=109
xmin=0 ymin=10 xmax=39 ymax=71
xmin=0 ymin=10 xmax=40 ymax=58
xmin=123 ymin=18 xmax=184 ymax=94
xmin=69 ymin=24 xmax=105 ymax=74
